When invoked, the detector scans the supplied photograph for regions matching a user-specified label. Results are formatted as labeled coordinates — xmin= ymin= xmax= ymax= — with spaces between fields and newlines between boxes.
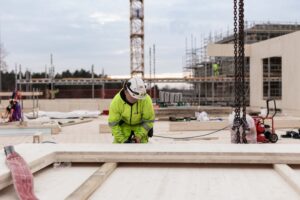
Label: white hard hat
xmin=126 ymin=77 xmax=147 ymax=100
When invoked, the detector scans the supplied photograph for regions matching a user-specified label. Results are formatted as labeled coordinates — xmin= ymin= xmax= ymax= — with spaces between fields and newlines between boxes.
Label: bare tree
xmin=0 ymin=42 xmax=8 ymax=93
xmin=0 ymin=42 xmax=8 ymax=72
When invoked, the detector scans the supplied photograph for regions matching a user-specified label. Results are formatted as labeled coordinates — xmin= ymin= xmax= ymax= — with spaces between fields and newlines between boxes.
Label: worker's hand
xmin=135 ymin=137 xmax=141 ymax=143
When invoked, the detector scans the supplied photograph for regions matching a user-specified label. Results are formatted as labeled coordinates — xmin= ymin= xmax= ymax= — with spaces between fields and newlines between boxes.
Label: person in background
xmin=2 ymin=101 xmax=13 ymax=122
xmin=1 ymin=100 xmax=14 ymax=122
xmin=108 ymin=77 xmax=155 ymax=143
xmin=213 ymin=63 xmax=220 ymax=76
xmin=11 ymin=90 xmax=21 ymax=101
xmin=11 ymin=99 xmax=22 ymax=122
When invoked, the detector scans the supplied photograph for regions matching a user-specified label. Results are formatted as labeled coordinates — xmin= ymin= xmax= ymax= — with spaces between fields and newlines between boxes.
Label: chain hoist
xmin=233 ymin=0 xmax=248 ymax=143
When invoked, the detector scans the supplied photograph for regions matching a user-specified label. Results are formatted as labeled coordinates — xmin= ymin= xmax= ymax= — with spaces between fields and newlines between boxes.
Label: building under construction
xmin=185 ymin=22 xmax=300 ymax=106
xmin=3 ymin=1 xmax=300 ymax=198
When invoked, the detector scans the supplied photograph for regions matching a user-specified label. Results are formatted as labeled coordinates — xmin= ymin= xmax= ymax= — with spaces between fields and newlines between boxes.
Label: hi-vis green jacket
xmin=108 ymin=90 xmax=155 ymax=143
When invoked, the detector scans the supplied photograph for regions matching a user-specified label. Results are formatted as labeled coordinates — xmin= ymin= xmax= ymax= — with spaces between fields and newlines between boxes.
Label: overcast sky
xmin=0 ymin=0 xmax=299 ymax=76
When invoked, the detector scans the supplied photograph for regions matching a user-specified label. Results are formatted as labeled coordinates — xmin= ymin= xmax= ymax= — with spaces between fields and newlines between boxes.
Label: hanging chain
xmin=233 ymin=0 xmax=248 ymax=143
xmin=233 ymin=0 xmax=240 ymax=143
xmin=239 ymin=0 xmax=248 ymax=143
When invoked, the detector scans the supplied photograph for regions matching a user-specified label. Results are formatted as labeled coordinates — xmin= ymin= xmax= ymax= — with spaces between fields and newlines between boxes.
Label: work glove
xmin=148 ymin=128 xmax=153 ymax=137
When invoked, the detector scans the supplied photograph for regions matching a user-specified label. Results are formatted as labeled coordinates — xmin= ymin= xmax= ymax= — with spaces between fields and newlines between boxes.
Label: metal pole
xmin=37 ymin=88 xmax=39 ymax=118
xmin=15 ymin=64 xmax=18 ymax=90
xmin=198 ymin=83 xmax=201 ymax=106
xmin=92 ymin=65 xmax=95 ymax=99
xmin=25 ymin=70 xmax=29 ymax=92
xmin=268 ymin=57 xmax=271 ymax=99
xmin=30 ymin=72 xmax=32 ymax=96
xmin=101 ymin=68 xmax=105 ymax=99
xmin=212 ymin=64 xmax=215 ymax=104
xmin=149 ymin=47 xmax=152 ymax=97
xmin=32 ymin=88 xmax=35 ymax=118
xmin=102 ymin=83 xmax=105 ymax=99
xmin=153 ymin=44 xmax=156 ymax=101
xmin=19 ymin=65 xmax=22 ymax=91
xmin=45 ymin=65 xmax=47 ymax=78
xmin=50 ymin=53 xmax=54 ymax=99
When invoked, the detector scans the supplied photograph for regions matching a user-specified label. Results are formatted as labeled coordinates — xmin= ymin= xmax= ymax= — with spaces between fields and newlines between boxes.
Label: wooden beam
xmin=65 ymin=163 xmax=117 ymax=200
xmin=53 ymin=144 xmax=300 ymax=165
xmin=274 ymin=164 xmax=300 ymax=195
xmin=57 ymin=151 xmax=300 ymax=165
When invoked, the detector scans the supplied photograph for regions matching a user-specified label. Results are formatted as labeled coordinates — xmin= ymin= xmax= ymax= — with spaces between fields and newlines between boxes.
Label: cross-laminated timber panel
xmin=1 ymin=144 xmax=300 ymax=199
xmin=1 ymin=143 xmax=300 ymax=190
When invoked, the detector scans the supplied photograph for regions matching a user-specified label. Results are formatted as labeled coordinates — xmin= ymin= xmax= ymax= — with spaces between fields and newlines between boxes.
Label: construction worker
xmin=108 ymin=77 xmax=155 ymax=143
xmin=213 ymin=63 xmax=220 ymax=76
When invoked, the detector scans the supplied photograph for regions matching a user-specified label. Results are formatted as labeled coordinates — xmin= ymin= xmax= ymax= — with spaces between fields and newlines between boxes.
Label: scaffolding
xmin=184 ymin=22 xmax=300 ymax=106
